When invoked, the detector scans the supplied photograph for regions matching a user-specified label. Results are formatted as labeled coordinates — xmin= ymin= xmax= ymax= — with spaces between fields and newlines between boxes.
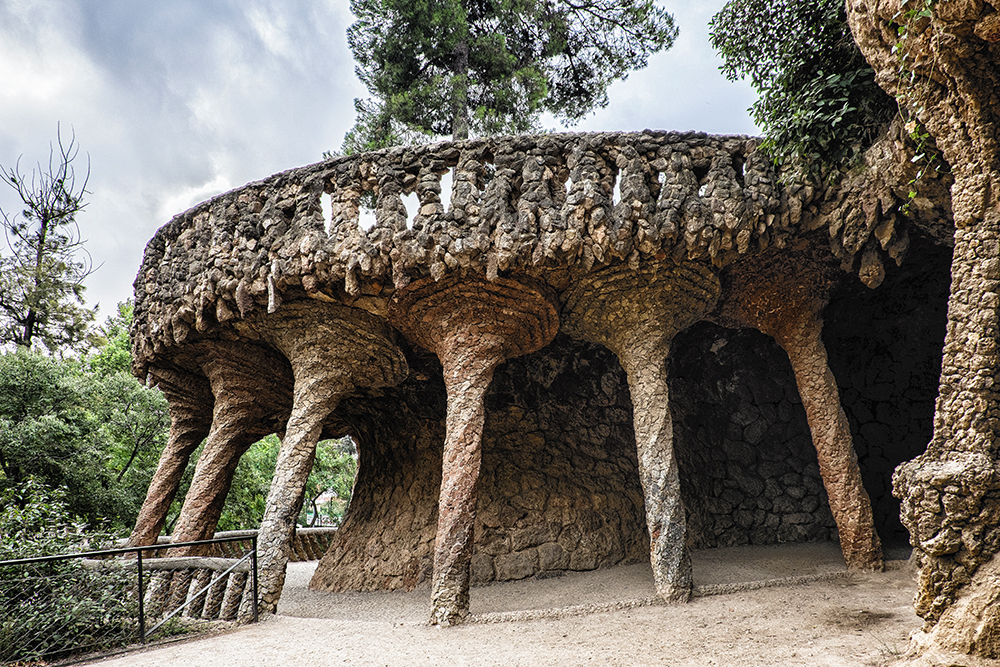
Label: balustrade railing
xmin=0 ymin=535 xmax=258 ymax=666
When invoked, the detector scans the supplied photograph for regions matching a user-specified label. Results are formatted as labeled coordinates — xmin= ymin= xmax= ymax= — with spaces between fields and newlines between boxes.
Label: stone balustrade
xmin=131 ymin=131 xmax=922 ymax=376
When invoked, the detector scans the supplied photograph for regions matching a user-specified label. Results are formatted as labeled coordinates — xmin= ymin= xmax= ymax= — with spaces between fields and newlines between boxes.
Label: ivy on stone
xmin=710 ymin=0 xmax=896 ymax=180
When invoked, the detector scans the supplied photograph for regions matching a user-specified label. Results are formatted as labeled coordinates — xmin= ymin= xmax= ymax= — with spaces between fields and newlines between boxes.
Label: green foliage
xmin=299 ymin=438 xmax=357 ymax=527
xmin=346 ymin=0 xmax=678 ymax=143
xmin=889 ymin=0 xmax=944 ymax=211
xmin=337 ymin=98 xmax=433 ymax=157
xmin=165 ymin=435 xmax=359 ymax=533
xmin=216 ymin=434 xmax=279 ymax=532
xmin=0 ymin=127 xmax=97 ymax=353
xmin=710 ymin=0 xmax=897 ymax=180
xmin=0 ymin=348 xmax=111 ymax=522
xmin=0 ymin=303 xmax=170 ymax=529
xmin=82 ymin=301 xmax=170 ymax=502
xmin=85 ymin=300 xmax=135 ymax=377
xmin=0 ymin=479 xmax=135 ymax=664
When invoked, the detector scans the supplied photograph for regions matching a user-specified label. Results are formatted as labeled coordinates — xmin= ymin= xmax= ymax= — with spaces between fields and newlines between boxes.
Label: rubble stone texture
xmin=847 ymin=0 xmax=1000 ymax=660
xmin=237 ymin=301 xmax=408 ymax=613
xmin=127 ymin=366 xmax=214 ymax=547
xmin=715 ymin=241 xmax=882 ymax=571
xmin=130 ymin=130 xmax=953 ymax=624
xmin=167 ymin=342 xmax=294 ymax=552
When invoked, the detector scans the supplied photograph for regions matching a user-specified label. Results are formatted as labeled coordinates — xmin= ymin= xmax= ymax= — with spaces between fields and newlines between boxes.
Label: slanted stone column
xmin=391 ymin=275 xmax=559 ymax=625
xmin=561 ymin=260 xmax=721 ymax=602
xmin=715 ymin=244 xmax=882 ymax=571
xmin=170 ymin=343 xmax=294 ymax=552
xmin=127 ymin=366 xmax=214 ymax=547
xmin=243 ymin=301 xmax=408 ymax=614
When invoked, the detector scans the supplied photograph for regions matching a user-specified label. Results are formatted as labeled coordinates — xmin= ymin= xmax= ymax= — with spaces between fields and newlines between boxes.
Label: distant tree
xmin=299 ymin=438 xmax=357 ymax=527
xmin=346 ymin=0 xmax=678 ymax=143
xmin=84 ymin=300 xmax=135 ymax=377
xmin=710 ymin=0 xmax=896 ymax=179
xmin=0 ymin=349 xmax=110 ymax=522
xmin=337 ymin=98 xmax=433 ymax=156
xmin=0 ymin=127 xmax=97 ymax=353
xmin=163 ymin=435 xmax=360 ymax=533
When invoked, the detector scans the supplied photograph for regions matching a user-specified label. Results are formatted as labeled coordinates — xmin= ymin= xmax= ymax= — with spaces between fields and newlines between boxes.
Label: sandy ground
xmin=93 ymin=542 xmax=922 ymax=667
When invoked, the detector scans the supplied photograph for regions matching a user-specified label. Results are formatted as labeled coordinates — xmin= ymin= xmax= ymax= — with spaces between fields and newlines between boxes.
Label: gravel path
xmin=93 ymin=541 xmax=921 ymax=667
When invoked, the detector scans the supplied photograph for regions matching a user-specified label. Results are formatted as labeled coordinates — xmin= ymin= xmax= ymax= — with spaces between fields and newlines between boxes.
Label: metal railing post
xmin=0 ymin=533 xmax=264 ymax=663
xmin=137 ymin=548 xmax=146 ymax=643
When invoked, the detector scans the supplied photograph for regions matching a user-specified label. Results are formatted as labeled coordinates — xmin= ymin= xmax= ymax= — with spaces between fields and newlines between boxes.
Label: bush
xmin=0 ymin=479 xmax=136 ymax=663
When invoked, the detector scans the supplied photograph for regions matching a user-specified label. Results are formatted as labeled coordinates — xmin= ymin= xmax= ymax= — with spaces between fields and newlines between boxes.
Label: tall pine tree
xmin=345 ymin=0 xmax=678 ymax=145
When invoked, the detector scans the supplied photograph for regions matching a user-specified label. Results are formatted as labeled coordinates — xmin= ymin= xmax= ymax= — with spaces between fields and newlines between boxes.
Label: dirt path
xmin=94 ymin=542 xmax=921 ymax=667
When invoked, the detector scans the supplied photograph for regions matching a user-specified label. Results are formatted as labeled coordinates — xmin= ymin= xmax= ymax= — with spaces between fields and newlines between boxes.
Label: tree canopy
xmin=0 ymin=128 xmax=98 ymax=352
xmin=710 ymin=0 xmax=896 ymax=178
xmin=0 ymin=303 xmax=169 ymax=529
xmin=345 ymin=0 xmax=678 ymax=146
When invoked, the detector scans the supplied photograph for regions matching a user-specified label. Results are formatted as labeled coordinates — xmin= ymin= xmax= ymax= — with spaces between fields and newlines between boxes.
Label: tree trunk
xmin=451 ymin=37 xmax=470 ymax=141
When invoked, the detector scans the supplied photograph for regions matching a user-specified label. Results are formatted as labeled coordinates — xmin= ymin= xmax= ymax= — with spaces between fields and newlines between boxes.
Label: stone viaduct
xmin=127 ymin=128 xmax=957 ymax=627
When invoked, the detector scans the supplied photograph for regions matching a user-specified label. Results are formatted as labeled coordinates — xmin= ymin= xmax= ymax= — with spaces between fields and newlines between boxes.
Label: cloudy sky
xmin=0 ymin=0 xmax=759 ymax=321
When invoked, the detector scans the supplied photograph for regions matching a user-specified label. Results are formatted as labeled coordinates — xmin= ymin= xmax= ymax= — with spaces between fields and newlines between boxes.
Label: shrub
xmin=0 ymin=479 xmax=136 ymax=663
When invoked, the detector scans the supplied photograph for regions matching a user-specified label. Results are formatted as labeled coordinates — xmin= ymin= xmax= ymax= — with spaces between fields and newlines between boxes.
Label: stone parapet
xmin=131 ymin=130 xmax=937 ymax=378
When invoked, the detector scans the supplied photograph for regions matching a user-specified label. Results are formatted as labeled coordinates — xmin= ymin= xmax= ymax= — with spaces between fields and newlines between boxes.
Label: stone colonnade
xmin=130 ymin=257 xmax=883 ymax=624
xmin=128 ymin=130 xmax=925 ymax=624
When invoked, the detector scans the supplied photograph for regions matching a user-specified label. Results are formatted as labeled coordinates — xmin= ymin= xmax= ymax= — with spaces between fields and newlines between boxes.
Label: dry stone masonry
xmin=130 ymin=130 xmax=954 ymax=625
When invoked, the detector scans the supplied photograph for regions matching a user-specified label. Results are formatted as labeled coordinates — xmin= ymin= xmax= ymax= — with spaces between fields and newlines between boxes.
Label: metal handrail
xmin=0 ymin=534 xmax=259 ymax=648
xmin=0 ymin=535 xmax=255 ymax=567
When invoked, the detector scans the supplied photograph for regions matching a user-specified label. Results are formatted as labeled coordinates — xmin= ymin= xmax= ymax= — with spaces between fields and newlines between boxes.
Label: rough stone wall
xmin=478 ymin=335 xmax=649 ymax=581
xmin=670 ymin=323 xmax=839 ymax=550
xmin=312 ymin=334 xmax=649 ymax=591
xmin=315 ymin=289 xmax=952 ymax=592
xmin=669 ymin=231 xmax=951 ymax=552
xmin=825 ymin=231 xmax=952 ymax=547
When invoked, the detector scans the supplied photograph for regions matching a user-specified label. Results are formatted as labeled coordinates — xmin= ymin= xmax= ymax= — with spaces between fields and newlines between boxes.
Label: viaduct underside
xmin=128 ymin=129 xmax=956 ymax=626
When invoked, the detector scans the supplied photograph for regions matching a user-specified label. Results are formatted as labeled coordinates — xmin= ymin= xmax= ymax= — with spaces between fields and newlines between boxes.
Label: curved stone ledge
xmin=131 ymin=130 xmax=945 ymax=379
xmin=130 ymin=129 xmax=955 ymax=624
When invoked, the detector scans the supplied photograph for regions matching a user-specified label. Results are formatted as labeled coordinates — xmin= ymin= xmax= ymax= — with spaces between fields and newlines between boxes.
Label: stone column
xmin=169 ymin=342 xmax=294 ymax=552
xmin=847 ymin=1 xmax=1000 ymax=656
xmin=715 ymin=244 xmax=882 ymax=571
xmin=391 ymin=275 xmax=559 ymax=625
xmin=127 ymin=366 xmax=213 ymax=547
xmin=562 ymin=260 xmax=721 ymax=602
xmin=244 ymin=301 xmax=408 ymax=614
